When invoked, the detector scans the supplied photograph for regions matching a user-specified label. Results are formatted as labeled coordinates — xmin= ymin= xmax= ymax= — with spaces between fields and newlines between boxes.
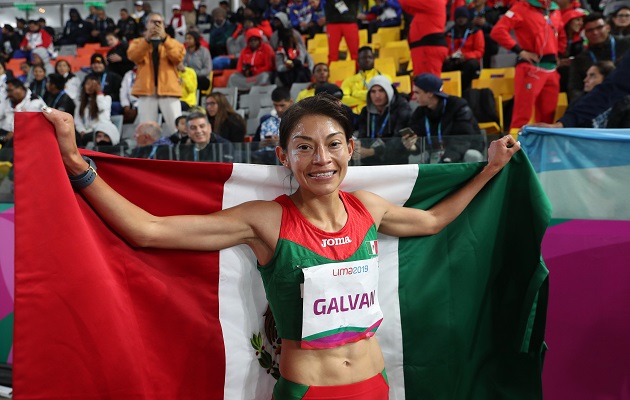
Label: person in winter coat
xmin=409 ymin=73 xmax=484 ymax=164
xmin=443 ymin=6 xmax=485 ymax=91
xmin=355 ymin=75 xmax=412 ymax=165
xmin=227 ymin=28 xmax=275 ymax=90
xmin=58 ymin=8 xmax=91 ymax=47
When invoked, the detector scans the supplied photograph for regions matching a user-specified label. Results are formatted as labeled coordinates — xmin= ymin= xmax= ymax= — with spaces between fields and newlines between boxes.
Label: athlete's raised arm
xmin=42 ymin=107 xmax=280 ymax=259
xmin=356 ymin=135 xmax=520 ymax=237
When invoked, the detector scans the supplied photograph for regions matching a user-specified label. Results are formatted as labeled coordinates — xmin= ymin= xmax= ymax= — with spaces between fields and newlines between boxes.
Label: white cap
xmin=134 ymin=1 xmax=143 ymax=6
xmin=172 ymin=4 xmax=180 ymax=9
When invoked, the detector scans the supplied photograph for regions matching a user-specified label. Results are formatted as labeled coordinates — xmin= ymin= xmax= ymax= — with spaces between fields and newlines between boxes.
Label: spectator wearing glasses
xmin=567 ymin=12 xmax=630 ymax=103
xmin=610 ymin=5 xmax=630 ymax=37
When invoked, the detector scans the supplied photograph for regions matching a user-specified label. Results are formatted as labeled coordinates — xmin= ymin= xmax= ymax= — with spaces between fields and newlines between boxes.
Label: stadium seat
xmin=212 ymin=86 xmax=238 ymax=109
xmin=373 ymin=26 xmax=401 ymax=50
xmin=374 ymin=57 xmax=397 ymax=79
xmin=213 ymin=69 xmax=238 ymax=88
xmin=310 ymin=48 xmax=329 ymax=65
xmin=391 ymin=75 xmax=411 ymax=94
xmin=441 ymin=71 xmax=462 ymax=98
xmin=383 ymin=40 xmax=411 ymax=64
xmin=479 ymin=67 xmax=515 ymax=80
xmin=329 ymin=60 xmax=356 ymax=84
xmin=554 ymin=92 xmax=568 ymax=121
xmin=290 ymin=82 xmax=311 ymax=101
xmin=339 ymin=29 xmax=369 ymax=52
xmin=307 ymin=33 xmax=328 ymax=53
xmin=6 ymin=58 xmax=26 ymax=76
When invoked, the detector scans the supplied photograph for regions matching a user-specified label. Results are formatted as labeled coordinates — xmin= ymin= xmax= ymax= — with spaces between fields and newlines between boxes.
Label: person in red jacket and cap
xmin=228 ymin=28 xmax=275 ymax=90
xmin=400 ymin=0 xmax=449 ymax=76
xmin=490 ymin=0 xmax=567 ymax=130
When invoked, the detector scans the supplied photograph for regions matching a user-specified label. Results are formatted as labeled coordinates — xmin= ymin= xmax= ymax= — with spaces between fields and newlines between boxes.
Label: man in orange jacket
xmin=400 ymin=0 xmax=449 ymax=77
xmin=491 ymin=0 xmax=566 ymax=130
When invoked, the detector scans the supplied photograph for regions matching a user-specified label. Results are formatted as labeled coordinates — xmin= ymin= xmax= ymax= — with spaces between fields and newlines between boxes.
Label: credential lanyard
xmin=52 ymin=90 xmax=66 ymax=108
xmin=100 ymin=72 xmax=108 ymax=90
xmin=450 ymin=28 xmax=470 ymax=53
xmin=589 ymin=36 xmax=615 ymax=63
xmin=370 ymin=113 xmax=389 ymax=138
xmin=425 ymin=99 xmax=447 ymax=147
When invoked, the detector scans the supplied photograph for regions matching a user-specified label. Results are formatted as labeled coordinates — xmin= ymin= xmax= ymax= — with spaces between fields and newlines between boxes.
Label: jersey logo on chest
xmin=321 ymin=236 xmax=352 ymax=248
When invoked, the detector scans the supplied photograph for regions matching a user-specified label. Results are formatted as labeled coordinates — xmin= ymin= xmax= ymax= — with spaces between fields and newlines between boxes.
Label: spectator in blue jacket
xmin=357 ymin=0 xmax=402 ymax=42
xmin=289 ymin=0 xmax=313 ymax=35
xmin=263 ymin=0 xmax=288 ymax=21
xmin=308 ymin=0 xmax=326 ymax=37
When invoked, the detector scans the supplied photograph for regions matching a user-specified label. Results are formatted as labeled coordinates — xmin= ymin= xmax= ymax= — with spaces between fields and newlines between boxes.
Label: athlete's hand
xmin=41 ymin=106 xmax=88 ymax=175
xmin=486 ymin=135 xmax=520 ymax=173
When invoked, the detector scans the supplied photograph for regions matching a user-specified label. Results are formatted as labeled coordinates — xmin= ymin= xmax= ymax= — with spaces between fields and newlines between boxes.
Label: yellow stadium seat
xmin=376 ymin=26 xmax=400 ymax=45
xmin=391 ymin=75 xmax=412 ymax=94
xmin=359 ymin=29 xmax=369 ymax=48
xmin=479 ymin=67 xmax=515 ymax=80
xmin=374 ymin=57 xmax=397 ymax=79
xmin=329 ymin=60 xmax=356 ymax=84
xmin=371 ymin=33 xmax=381 ymax=49
xmin=554 ymin=92 xmax=568 ymax=121
xmin=383 ymin=40 xmax=410 ymax=64
xmin=308 ymin=33 xmax=328 ymax=53
xmin=311 ymin=50 xmax=329 ymax=65
xmin=441 ymin=71 xmax=462 ymax=98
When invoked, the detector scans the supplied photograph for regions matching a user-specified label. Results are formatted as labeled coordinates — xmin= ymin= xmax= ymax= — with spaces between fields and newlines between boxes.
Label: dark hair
xmin=175 ymin=115 xmax=187 ymax=126
xmin=31 ymin=64 xmax=46 ymax=74
xmin=593 ymin=60 xmax=616 ymax=79
xmin=186 ymin=30 xmax=201 ymax=49
xmin=55 ymin=59 xmax=75 ymax=78
xmin=6 ymin=78 xmax=25 ymax=90
xmin=313 ymin=62 xmax=328 ymax=73
xmin=186 ymin=111 xmax=209 ymax=124
xmin=279 ymin=93 xmax=353 ymax=150
xmin=120 ymin=8 xmax=129 ymax=13
xmin=38 ymin=18 xmax=46 ymax=23
xmin=47 ymin=73 xmax=66 ymax=91
xmin=613 ymin=5 xmax=630 ymax=16
xmin=584 ymin=12 xmax=606 ymax=25
xmin=358 ymin=46 xmax=373 ymax=55
xmin=80 ymin=74 xmax=101 ymax=120
xmin=271 ymin=86 xmax=291 ymax=102
xmin=3 ymin=24 xmax=14 ymax=32
xmin=206 ymin=92 xmax=243 ymax=134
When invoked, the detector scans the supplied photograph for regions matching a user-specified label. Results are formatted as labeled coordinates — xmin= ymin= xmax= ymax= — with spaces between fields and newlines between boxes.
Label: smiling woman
xmin=42 ymin=93 xmax=519 ymax=399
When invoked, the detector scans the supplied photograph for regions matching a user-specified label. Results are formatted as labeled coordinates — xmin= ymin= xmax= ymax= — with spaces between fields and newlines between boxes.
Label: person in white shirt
xmin=0 ymin=78 xmax=46 ymax=145
xmin=74 ymin=74 xmax=112 ymax=145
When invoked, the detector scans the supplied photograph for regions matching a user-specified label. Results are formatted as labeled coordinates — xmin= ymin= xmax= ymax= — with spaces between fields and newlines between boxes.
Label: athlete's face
xmin=276 ymin=114 xmax=354 ymax=198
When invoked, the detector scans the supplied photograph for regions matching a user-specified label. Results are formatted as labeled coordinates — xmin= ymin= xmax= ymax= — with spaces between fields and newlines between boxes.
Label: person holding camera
xmin=127 ymin=12 xmax=185 ymax=135
xmin=228 ymin=28 xmax=275 ymax=90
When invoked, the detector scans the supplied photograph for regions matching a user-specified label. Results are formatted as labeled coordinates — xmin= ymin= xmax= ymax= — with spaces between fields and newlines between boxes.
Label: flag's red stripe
xmin=14 ymin=113 xmax=231 ymax=399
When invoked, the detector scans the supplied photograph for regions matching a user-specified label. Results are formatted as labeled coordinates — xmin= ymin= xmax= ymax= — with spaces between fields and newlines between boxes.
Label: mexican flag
xmin=13 ymin=113 xmax=550 ymax=399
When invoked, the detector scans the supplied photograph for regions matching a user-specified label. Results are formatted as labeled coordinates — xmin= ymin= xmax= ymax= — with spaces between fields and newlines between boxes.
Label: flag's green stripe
xmin=0 ymin=312 xmax=13 ymax=362
xmin=398 ymin=152 xmax=551 ymax=399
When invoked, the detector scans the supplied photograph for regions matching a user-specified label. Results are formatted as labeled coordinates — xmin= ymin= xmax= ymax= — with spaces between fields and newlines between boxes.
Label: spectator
xmin=120 ymin=68 xmax=138 ymax=124
xmin=74 ymin=74 xmax=112 ymax=146
xmin=105 ymin=32 xmax=135 ymax=78
xmin=567 ymin=12 xmax=630 ymax=103
xmin=128 ymin=12 xmax=185 ymax=135
xmin=44 ymin=73 xmax=75 ymax=115
xmin=209 ymin=7 xmax=236 ymax=56
xmin=355 ymin=75 xmax=412 ymax=165
xmin=443 ymin=6 xmax=485 ymax=91
xmin=89 ymin=53 xmax=123 ymax=115
xmin=263 ymin=0 xmax=289 ymax=21
xmin=131 ymin=120 xmax=173 ymax=159
xmin=58 ymin=8 xmax=91 ymax=47
xmin=169 ymin=115 xmax=192 ymax=145
xmin=55 ymin=59 xmax=81 ymax=104
xmin=584 ymin=60 xmax=616 ymax=93
xmin=132 ymin=1 xmax=147 ymax=33
xmin=307 ymin=0 xmax=326 ymax=37
xmin=37 ymin=18 xmax=56 ymax=40
xmin=184 ymin=31 xmax=212 ymax=91
xmin=341 ymin=46 xmax=389 ymax=112
xmin=324 ymin=0 xmax=359 ymax=62
xmin=314 ymin=82 xmax=359 ymax=131
xmin=275 ymin=23 xmax=312 ymax=87
xmin=227 ymin=8 xmax=273 ymax=57
xmin=0 ymin=61 xmax=12 ymax=101
xmin=288 ymin=0 xmax=313 ymax=36
xmin=170 ymin=5 xmax=187 ymax=43
xmin=17 ymin=62 xmax=30 ymax=83
xmin=491 ymin=0 xmax=566 ymax=130
xmin=85 ymin=5 xmax=99 ymax=24
xmin=29 ymin=65 xmax=48 ymax=98
xmin=446 ymin=0 xmax=467 ymax=23
xmin=253 ymin=87 xmax=292 ymax=164
xmin=205 ymin=92 xmax=246 ymax=142
xmin=228 ymin=28 xmax=275 ymax=90
xmin=610 ymin=5 xmax=630 ymax=37
xmin=468 ymin=0 xmax=501 ymax=68
xmin=16 ymin=19 xmax=54 ymax=59
xmin=296 ymin=62 xmax=329 ymax=101
xmin=358 ymin=0 xmax=403 ymax=43
xmin=0 ymin=78 xmax=46 ymax=146
xmin=197 ymin=3 xmax=213 ymax=27
xmin=93 ymin=120 xmax=123 ymax=152
xmin=89 ymin=7 xmax=116 ymax=46
xmin=219 ymin=1 xmax=236 ymax=23
xmin=270 ymin=12 xmax=305 ymax=50
xmin=177 ymin=62 xmax=197 ymax=111
xmin=27 ymin=47 xmax=55 ymax=85
xmin=179 ymin=111 xmax=235 ymax=162
xmin=1 ymin=25 xmax=21 ymax=61
xmin=116 ymin=8 xmax=139 ymax=41
xmin=15 ymin=18 xmax=26 ymax=37
xmin=409 ymin=73 xmax=484 ymax=163
xmin=180 ymin=0 xmax=197 ymax=29
xmin=559 ymin=8 xmax=587 ymax=92
xmin=400 ymin=0 xmax=449 ymax=76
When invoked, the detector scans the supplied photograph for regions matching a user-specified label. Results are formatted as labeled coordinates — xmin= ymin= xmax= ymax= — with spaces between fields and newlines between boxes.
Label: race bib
xmin=301 ymin=258 xmax=382 ymax=349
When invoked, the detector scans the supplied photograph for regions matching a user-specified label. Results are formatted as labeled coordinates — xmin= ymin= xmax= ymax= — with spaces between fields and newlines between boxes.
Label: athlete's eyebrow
xmin=291 ymin=132 xmax=344 ymax=141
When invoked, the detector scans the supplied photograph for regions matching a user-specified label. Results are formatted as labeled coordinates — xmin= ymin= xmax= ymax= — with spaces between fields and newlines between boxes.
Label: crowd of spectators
xmin=1 ymin=0 xmax=630 ymax=167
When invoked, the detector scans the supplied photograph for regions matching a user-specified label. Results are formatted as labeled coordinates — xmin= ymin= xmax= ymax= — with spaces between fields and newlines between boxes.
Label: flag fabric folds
xmin=14 ymin=113 xmax=550 ymax=399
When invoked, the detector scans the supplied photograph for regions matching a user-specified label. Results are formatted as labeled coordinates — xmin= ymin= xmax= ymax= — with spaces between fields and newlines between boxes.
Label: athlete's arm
xmin=43 ymin=108 xmax=280 ymax=256
xmin=357 ymin=136 xmax=520 ymax=237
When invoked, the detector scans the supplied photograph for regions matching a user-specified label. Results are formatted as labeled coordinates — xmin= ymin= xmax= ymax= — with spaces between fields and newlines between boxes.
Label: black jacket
xmin=409 ymin=95 xmax=484 ymax=163
xmin=106 ymin=43 xmax=135 ymax=78
xmin=210 ymin=113 xmax=247 ymax=143
xmin=89 ymin=70 xmax=123 ymax=102
xmin=44 ymin=91 xmax=75 ymax=115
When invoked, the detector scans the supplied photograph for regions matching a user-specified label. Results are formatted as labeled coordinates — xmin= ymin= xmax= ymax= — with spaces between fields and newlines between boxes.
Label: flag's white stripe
xmin=220 ymin=164 xmax=289 ymax=400
xmin=219 ymin=163 xmax=420 ymax=399
xmin=538 ymin=166 xmax=630 ymax=220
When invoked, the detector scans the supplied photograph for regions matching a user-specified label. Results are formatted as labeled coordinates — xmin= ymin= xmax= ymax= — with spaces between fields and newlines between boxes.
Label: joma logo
xmin=321 ymin=236 xmax=352 ymax=247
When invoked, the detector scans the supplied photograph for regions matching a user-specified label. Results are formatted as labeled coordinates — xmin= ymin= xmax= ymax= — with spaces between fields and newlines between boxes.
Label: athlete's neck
xmin=290 ymin=190 xmax=348 ymax=233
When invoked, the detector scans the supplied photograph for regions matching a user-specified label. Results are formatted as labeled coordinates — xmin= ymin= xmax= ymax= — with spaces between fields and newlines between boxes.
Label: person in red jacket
xmin=490 ymin=0 xmax=567 ymax=130
xmin=400 ymin=0 xmax=449 ymax=76
xmin=443 ymin=6 xmax=485 ymax=91
xmin=228 ymin=28 xmax=275 ymax=90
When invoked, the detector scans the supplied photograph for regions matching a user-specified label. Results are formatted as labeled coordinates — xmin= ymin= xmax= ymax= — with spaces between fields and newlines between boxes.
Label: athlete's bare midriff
xmin=278 ymin=336 xmax=385 ymax=386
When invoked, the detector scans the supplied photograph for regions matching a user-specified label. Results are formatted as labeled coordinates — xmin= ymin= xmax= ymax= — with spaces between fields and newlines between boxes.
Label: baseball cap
xmin=90 ymin=54 xmax=105 ymax=64
xmin=314 ymin=83 xmax=343 ymax=100
xmin=413 ymin=73 xmax=449 ymax=98
xmin=172 ymin=4 xmax=181 ymax=9
xmin=134 ymin=1 xmax=143 ymax=6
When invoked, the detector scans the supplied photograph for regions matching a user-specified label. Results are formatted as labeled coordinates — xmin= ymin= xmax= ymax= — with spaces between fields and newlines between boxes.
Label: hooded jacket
xmin=270 ymin=12 xmax=305 ymax=50
xmin=357 ymin=76 xmax=412 ymax=165
xmin=237 ymin=29 xmax=275 ymax=76
xmin=26 ymin=48 xmax=55 ymax=85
